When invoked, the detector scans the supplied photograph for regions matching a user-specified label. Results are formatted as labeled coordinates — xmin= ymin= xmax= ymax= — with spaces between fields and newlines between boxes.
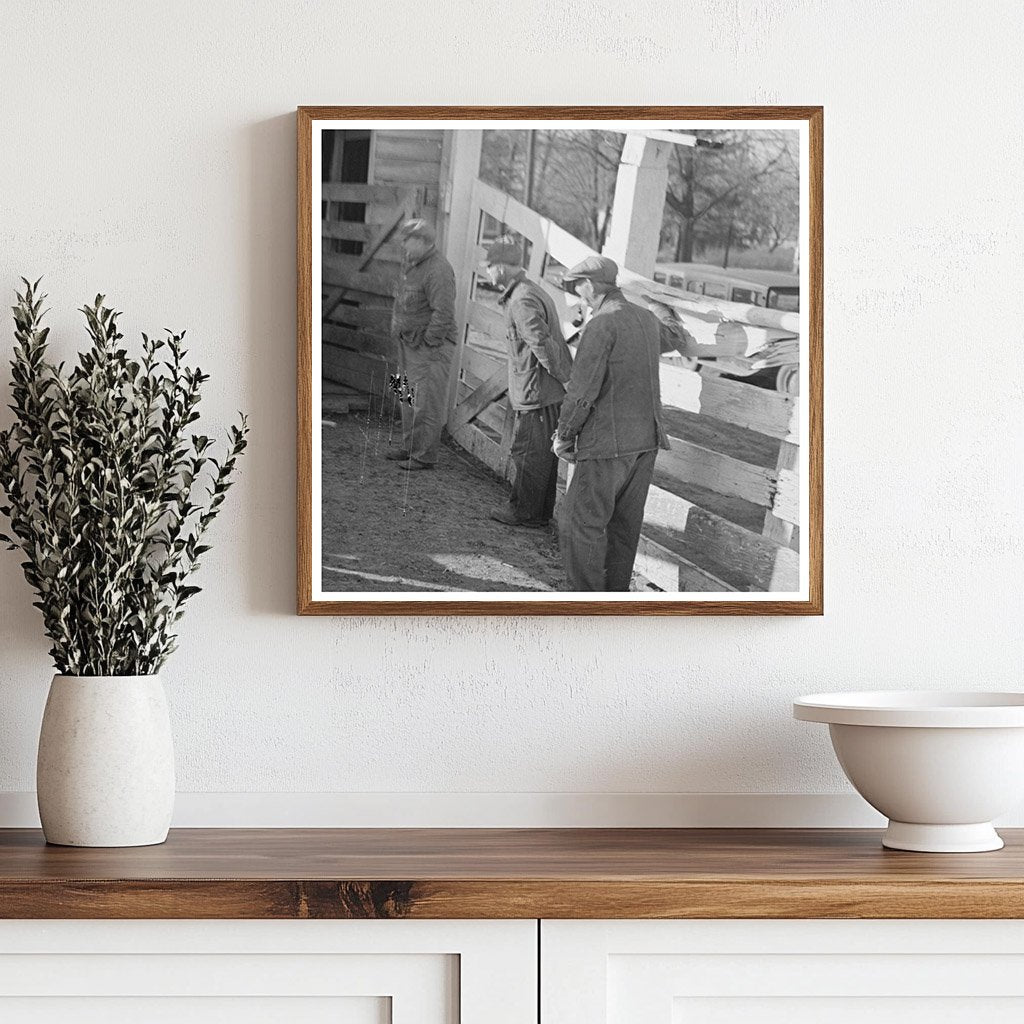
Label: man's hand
xmin=551 ymin=432 xmax=577 ymax=463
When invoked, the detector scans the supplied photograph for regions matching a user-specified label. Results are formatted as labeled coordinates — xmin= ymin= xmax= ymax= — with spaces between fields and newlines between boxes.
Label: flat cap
xmin=483 ymin=239 xmax=525 ymax=267
xmin=399 ymin=218 xmax=436 ymax=243
xmin=561 ymin=255 xmax=618 ymax=287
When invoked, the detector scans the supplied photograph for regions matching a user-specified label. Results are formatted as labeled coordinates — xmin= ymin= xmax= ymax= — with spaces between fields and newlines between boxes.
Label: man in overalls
xmin=387 ymin=219 xmax=457 ymax=471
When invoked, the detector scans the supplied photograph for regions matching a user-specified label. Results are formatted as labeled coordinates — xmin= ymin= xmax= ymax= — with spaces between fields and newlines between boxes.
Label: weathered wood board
xmin=644 ymin=482 xmax=800 ymax=592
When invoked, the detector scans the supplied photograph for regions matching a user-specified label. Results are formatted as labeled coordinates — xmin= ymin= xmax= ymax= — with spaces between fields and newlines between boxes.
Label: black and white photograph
xmin=300 ymin=110 xmax=822 ymax=613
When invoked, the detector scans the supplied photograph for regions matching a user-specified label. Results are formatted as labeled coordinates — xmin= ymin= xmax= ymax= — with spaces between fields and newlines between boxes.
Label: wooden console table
xmin=4 ymin=828 xmax=1024 ymax=1020
xmin=2 ymin=826 xmax=1024 ymax=919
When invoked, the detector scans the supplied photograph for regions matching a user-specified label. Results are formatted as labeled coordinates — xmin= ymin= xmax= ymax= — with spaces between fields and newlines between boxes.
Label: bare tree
xmin=532 ymin=131 xmax=623 ymax=248
xmin=481 ymin=128 xmax=799 ymax=272
xmin=664 ymin=131 xmax=798 ymax=265
xmin=480 ymin=130 xmax=624 ymax=249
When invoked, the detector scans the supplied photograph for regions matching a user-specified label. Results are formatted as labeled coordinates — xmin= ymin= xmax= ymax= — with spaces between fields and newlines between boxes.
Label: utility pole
xmin=524 ymin=129 xmax=536 ymax=207
xmin=523 ymin=129 xmax=537 ymax=267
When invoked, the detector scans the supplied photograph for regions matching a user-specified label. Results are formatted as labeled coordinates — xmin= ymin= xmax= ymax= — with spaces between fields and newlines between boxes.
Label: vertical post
xmin=601 ymin=133 xmax=671 ymax=279
xmin=523 ymin=129 xmax=536 ymax=268
xmin=524 ymin=129 xmax=536 ymax=207
xmin=441 ymin=129 xmax=484 ymax=423
xmin=763 ymin=440 xmax=799 ymax=549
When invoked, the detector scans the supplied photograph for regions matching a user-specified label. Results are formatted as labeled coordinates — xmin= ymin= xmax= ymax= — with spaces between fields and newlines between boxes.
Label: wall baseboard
xmin=3 ymin=791 xmax=1021 ymax=829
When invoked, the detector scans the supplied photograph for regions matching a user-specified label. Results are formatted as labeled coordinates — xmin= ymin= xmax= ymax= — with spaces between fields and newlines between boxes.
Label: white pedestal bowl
xmin=793 ymin=691 xmax=1024 ymax=852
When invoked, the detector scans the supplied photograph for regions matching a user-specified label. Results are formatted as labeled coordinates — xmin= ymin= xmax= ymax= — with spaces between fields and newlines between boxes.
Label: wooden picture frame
xmin=298 ymin=106 xmax=822 ymax=615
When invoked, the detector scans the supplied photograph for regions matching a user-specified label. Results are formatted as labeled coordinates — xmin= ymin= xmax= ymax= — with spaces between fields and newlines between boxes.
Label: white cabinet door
xmin=0 ymin=919 xmax=535 ymax=1024
xmin=543 ymin=919 xmax=1024 ymax=1024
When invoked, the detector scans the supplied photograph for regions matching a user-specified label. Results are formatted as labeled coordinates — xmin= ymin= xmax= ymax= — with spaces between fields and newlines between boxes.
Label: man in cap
xmin=553 ymin=255 xmax=683 ymax=591
xmin=482 ymin=239 xmax=574 ymax=527
xmin=387 ymin=218 xmax=458 ymax=470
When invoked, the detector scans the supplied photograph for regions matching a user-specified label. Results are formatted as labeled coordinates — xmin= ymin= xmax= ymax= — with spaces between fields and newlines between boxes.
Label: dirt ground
xmin=320 ymin=409 xmax=564 ymax=593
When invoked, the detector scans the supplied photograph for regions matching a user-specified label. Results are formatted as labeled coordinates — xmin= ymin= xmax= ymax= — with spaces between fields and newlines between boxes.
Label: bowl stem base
xmin=882 ymin=821 xmax=1004 ymax=853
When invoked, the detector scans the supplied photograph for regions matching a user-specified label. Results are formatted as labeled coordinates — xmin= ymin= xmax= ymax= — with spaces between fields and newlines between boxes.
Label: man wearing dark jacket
xmin=387 ymin=219 xmax=457 ymax=470
xmin=553 ymin=255 xmax=682 ymax=591
xmin=483 ymin=240 xmax=574 ymax=526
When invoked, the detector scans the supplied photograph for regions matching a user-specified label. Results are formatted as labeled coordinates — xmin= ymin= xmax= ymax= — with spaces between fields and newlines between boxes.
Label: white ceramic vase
xmin=36 ymin=675 xmax=175 ymax=847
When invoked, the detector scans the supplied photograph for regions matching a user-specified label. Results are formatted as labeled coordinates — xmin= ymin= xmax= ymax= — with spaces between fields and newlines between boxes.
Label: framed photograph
xmin=297 ymin=106 xmax=822 ymax=615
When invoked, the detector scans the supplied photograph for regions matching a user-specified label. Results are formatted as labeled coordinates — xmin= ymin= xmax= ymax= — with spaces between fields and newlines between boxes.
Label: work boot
xmin=384 ymin=448 xmax=411 ymax=461
xmin=397 ymin=459 xmax=434 ymax=471
xmin=489 ymin=506 xmax=546 ymax=528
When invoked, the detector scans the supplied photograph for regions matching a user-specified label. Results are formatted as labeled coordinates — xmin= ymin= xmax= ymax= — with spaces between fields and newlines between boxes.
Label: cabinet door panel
xmin=0 ymin=919 xmax=536 ymax=1024
xmin=675 ymin=998 xmax=1024 ymax=1024
xmin=543 ymin=920 xmax=1024 ymax=1024
xmin=0 ymin=997 xmax=389 ymax=1024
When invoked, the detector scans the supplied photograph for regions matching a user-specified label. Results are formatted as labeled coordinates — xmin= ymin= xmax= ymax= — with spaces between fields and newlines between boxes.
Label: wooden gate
xmin=320 ymin=182 xmax=434 ymax=399
xmin=447 ymin=179 xmax=589 ymax=478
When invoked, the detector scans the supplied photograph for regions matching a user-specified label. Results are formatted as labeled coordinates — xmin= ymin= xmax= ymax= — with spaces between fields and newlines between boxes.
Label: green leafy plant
xmin=0 ymin=279 xmax=248 ymax=676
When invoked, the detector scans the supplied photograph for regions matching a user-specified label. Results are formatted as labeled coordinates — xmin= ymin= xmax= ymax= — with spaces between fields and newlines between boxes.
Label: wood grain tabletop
xmin=2 ymin=828 xmax=1023 ymax=919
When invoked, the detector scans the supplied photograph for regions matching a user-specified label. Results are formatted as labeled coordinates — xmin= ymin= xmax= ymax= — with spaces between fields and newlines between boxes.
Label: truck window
xmin=767 ymin=287 xmax=800 ymax=311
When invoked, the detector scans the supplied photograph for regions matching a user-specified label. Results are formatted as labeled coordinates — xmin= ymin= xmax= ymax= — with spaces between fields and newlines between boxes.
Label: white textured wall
xmin=1 ymin=0 xmax=1022 ymax=824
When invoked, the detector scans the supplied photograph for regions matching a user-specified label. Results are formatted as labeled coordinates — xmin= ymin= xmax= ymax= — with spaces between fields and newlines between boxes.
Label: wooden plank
xmin=322 ymin=381 xmax=363 ymax=396
xmin=321 ymin=286 xmax=393 ymax=309
xmin=322 ymin=252 xmax=397 ymax=300
xmin=714 ymin=321 xmax=799 ymax=358
xmin=322 ymin=343 xmax=394 ymax=397
xmin=766 ymin=438 xmax=800 ymax=537
xmin=323 ymin=240 xmax=403 ymax=267
xmin=321 ymin=393 xmax=370 ymax=415
xmin=449 ymin=420 xmax=505 ymax=476
xmin=354 ymin=206 xmax=408 ymax=272
xmin=326 ymin=304 xmax=392 ymax=333
xmin=634 ymin=532 xmax=737 ymax=593
xmin=372 ymin=134 xmax=445 ymax=164
xmin=321 ymin=220 xmax=376 ymax=242
xmin=450 ymin=367 xmax=509 ymax=431
xmin=377 ymin=128 xmax=445 ymax=142
xmin=460 ymin=345 xmax=504 ymax=382
xmin=660 ymin=362 xmax=799 ymax=443
xmin=498 ymin=400 xmax=516 ymax=475
xmin=372 ymin=161 xmax=447 ymax=187
xmin=355 ymin=204 xmax=430 ymax=227
xmin=324 ymin=203 xmax=408 ymax=325
xmin=6 ymin=828 xmax=1024 ymax=920
xmin=643 ymin=286 xmax=801 ymax=333
xmin=455 ymin=377 xmax=505 ymax=439
xmin=444 ymin=132 xmax=485 ymax=407
xmin=658 ymin=439 xmax=773 ymax=508
xmin=322 ymin=323 xmax=397 ymax=361
xmin=659 ymin=405 xmax=779 ymax=468
xmin=468 ymin=298 xmax=505 ymax=339
xmin=475 ymin=398 xmax=508 ymax=438
xmin=771 ymin=467 xmax=800 ymax=527
xmin=321 ymin=182 xmax=436 ymax=206
xmin=475 ymin=180 xmax=594 ymax=271
xmin=643 ymin=483 xmax=800 ymax=592
xmin=323 ymin=242 xmax=404 ymax=268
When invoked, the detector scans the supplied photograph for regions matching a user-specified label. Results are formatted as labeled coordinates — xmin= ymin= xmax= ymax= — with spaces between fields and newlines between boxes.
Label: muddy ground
xmin=320 ymin=408 xmax=564 ymax=593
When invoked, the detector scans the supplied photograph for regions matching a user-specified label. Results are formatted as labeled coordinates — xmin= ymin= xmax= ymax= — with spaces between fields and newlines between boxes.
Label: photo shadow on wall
xmin=245 ymin=114 xmax=300 ymax=616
